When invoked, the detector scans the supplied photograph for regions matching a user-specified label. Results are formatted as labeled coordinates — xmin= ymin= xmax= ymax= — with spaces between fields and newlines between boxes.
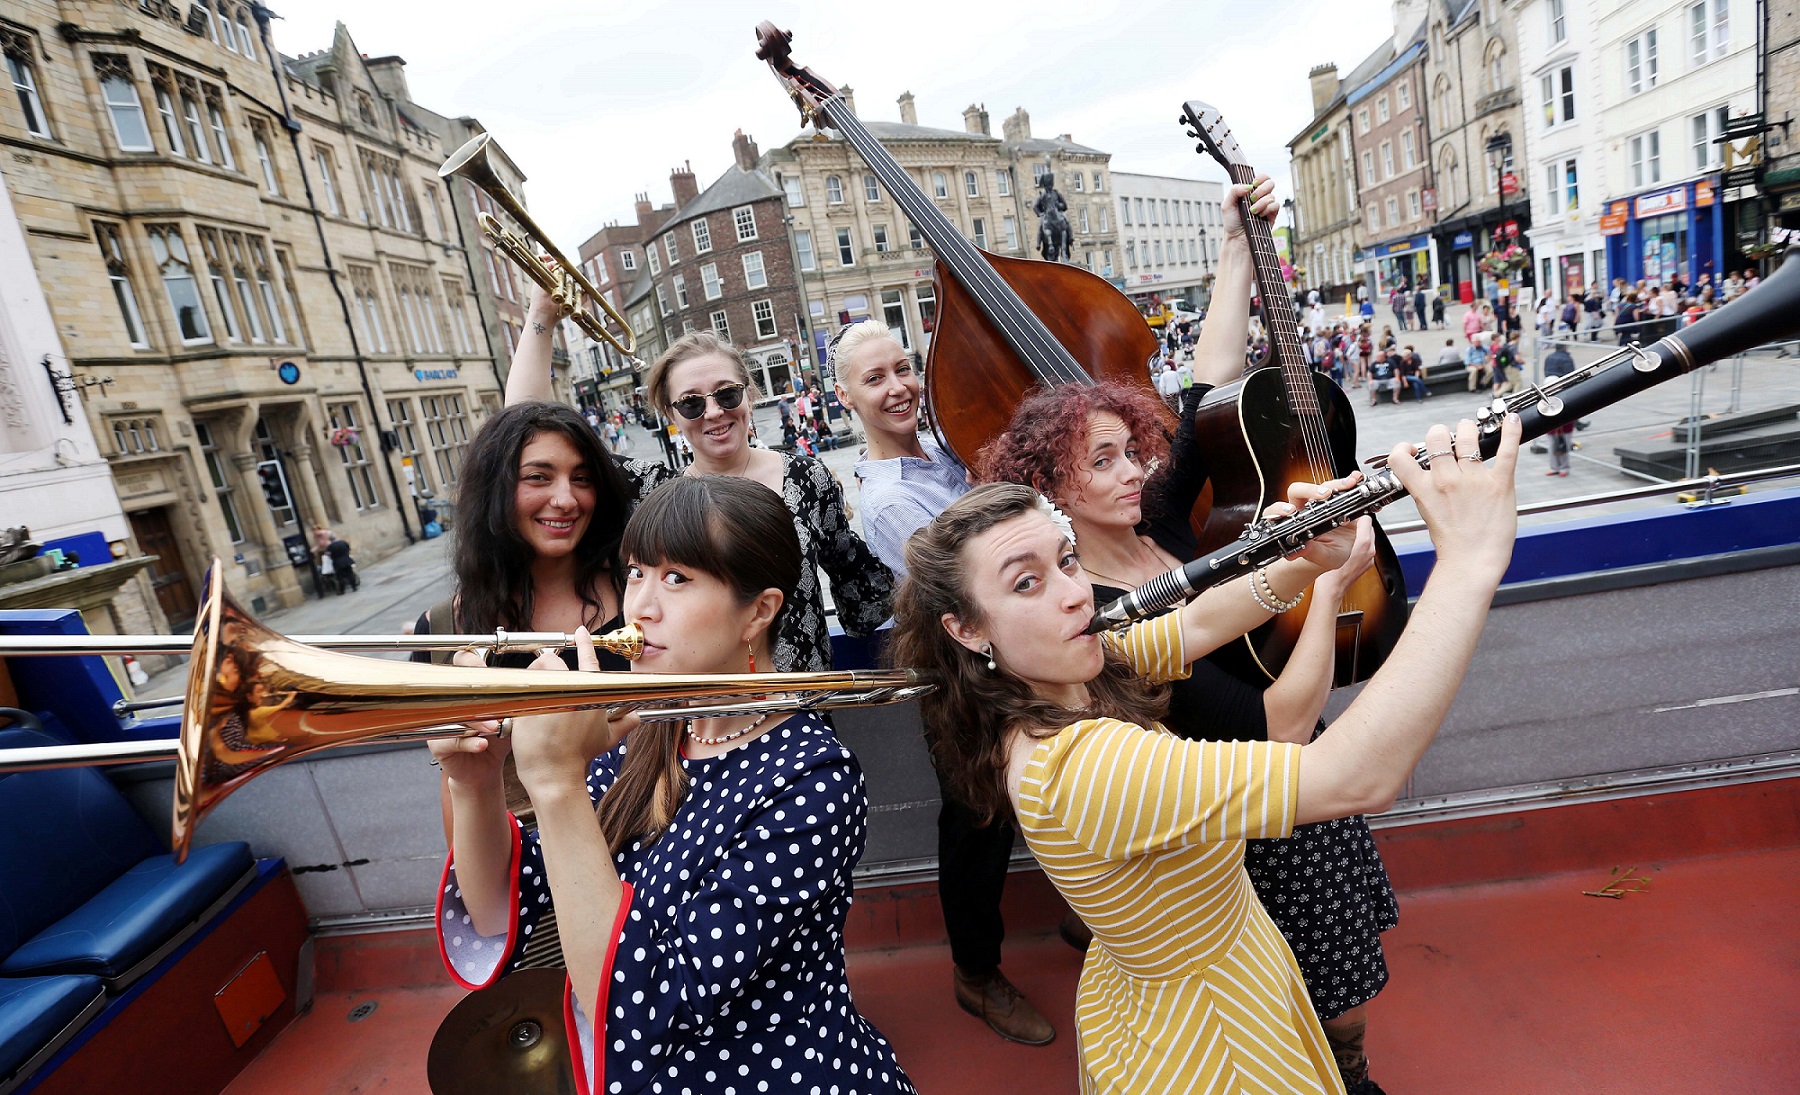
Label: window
xmin=1003 ymin=215 xmax=1018 ymax=250
xmin=153 ymin=82 xmax=186 ymax=156
xmin=795 ymin=230 xmax=816 ymax=271
xmin=826 ymin=175 xmax=844 ymax=203
xmin=252 ymin=121 xmax=278 ymax=193
xmin=1563 ymin=158 xmax=1579 ymax=212
xmin=421 ymin=395 xmax=471 ymax=488
xmin=1161 ymin=199 xmax=1170 ymax=224
xmin=836 ymin=227 xmax=855 ymax=266
xmin=5 ymin=35 xmax=49 ymax=138
xmin=146 ymin=225 xmax=210 ymax=343
xmin=1381 ymin=141 xmax=1394 ymax=178
xmin=1408 ymin=190 xmax=1421 ymax=220
xmin=1377 ymin=95 xmax=1390 ymax=124
xmin=1629 ymin=130 xmax=1662 ymax=188
xmin=972 ymin=218 xmax=986 ymax=249
xmin=1397 ymin=81 xmax=1411 ymax=110
xmin=1541 ymin=66 xmax=1576 ymax=128
xmin=1120 ymin=198 xmax=1131 ymax=227
xmin=996 ymin=169 xmax=1012 ymax=197
xmin=655 ymin=283 xmax=670 ymax=317
xmin=1125 ymin=241 xmax=1137 ymax=269
xmin=741 ymin=250 xmax=767 ymax=289
xmin=732 ymin=205 xmax=757 ymax=241
xmin=1361 ymin=150 xmax=1375 ymax=185
xmin=915 ymin=283 xmax=936 ymax=334
xmin=329 ymin=403 xmax=380 ymax=510
xmin=235 ymin=12 xmax=257 ymax=60
xmin=1134 ymin=197 xmax=1145 ymax=224
xmin=424 ymin=182 xmax=446 ymax=240
xmin=908 ymin=224 xmax=923 ymax=250
xmin=386 ymin=399 xmax=430 ymax=496
xmin=195 ymin=422 xmax=244 ymax=543
xmin=1487 ymin=40 xmax=1506 ymax=93
xmin=1071 ymin=173 xmax=1084 ymax=193
xmin=753 ymin=299 xmax=777 ymax=339
xmin=1402 ymin=131 xmax=1416 ymax=169
xmin=664 ymin=233 xmax=678 ymax=265
xmin=180 ymin=88 xmax=211 ymax=163
xmin=97 ymin=57 xmax=152 ymax=151
xmin=701 ymin=261 xmax=722 ymax=300
xmin=1079 ymin=207 xmax=1089 ymax=233
xmin=709 ymin=309 xmax=730 ymax=340
xmin=205 ymin=91 xmax=235 ymax=168
xmin=1385 ymin=196 xmax=1398 ymax=226
xmin=873 ymin=224 xmax=890 ymax=253
xmin=932 ymin=172 xmax=950 ymax=199
xmin=863 ymin=175 xmax=880 ymax=202
xmin=1627 ymin=30 xmax=1659 ymax=94
xmin=782 ymin=174 xmax=805 ymax=206
xmin=1097 ymin=205 xmax=1109 ymax=233
xmin=673 ymin=274 xmax=689 ymax=308
xmin=218 ymin=1 xmax=238 ymax=53
xmin=443 ymin=277 xmax=474 ymax=353
xmin=646 ymin=241 xmax=661 ymax=277
xmin=1549 ymin=0 xmax=1566 ymax=43
xmin=964 ymin=170 xmax=980 ymax=197
xmin=95 ymin=222 xmax=149 ymax=348
xmin=1153 ymin=240 xmax=1163 ymax=266
xmin=347 ymin=265 xmax=389 ymax=353
xmin=196 ymin=229 xmax=241 ymax=342
xmin=1692 ymin=106 xmax=1729 ymax=171
xmin=196 ymin=0 xmax=220 ymax=44
xmin=1689 ymin=0 xmax=1727 ymax=66
xmin=1367 ymin=204 xmax=1380 ymax=233
xmin=1357 ymin=107 xmax=1370 ymax=134
xmin=619 ymin=248 xmax=636 ymax=271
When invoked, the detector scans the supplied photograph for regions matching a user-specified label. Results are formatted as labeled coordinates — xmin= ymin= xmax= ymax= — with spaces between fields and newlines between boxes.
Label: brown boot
xmin=953 ymin=966 xmax=1055 ymax=1046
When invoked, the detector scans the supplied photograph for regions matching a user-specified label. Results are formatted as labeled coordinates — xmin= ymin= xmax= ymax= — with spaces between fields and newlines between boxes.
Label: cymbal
xmin=427 ymin=969 xmax=575 ymax=1095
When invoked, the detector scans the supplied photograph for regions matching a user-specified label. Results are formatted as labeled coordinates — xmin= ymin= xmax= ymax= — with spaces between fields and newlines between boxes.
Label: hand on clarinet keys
xmin=1270 ymin=471 xmax=1364 ymax=571
xmin=1388 ymin=415 xmax=1522 ymax=583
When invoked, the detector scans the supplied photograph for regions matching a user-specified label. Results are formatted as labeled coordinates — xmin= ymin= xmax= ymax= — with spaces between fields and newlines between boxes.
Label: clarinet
xmin=1087 ymin=248 xmax=1800 ymax=635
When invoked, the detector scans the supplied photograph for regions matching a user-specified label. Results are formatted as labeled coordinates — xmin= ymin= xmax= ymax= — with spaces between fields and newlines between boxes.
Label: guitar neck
xmin=1227 ymin=164 xmax=1316 ymax=416
xmin=818 ymin=97 xmax=1093 ymax=387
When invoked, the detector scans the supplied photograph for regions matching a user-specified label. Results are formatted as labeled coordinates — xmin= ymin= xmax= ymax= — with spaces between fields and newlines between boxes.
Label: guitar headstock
xmin=755 ymin=22 xmax=841 ymax=130
xmin=1179 ymin=100 xmax=1248 ymax=176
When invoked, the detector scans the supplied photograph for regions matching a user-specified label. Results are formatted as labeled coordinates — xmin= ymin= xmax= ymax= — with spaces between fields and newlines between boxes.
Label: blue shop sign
xmin=277 ymin=361 xmax=301 ymax=385
xmin=1453 ymin=231 xmax=1474 ymax=248
xmin=1372 ymin=234 xmax=1431 ymax=259
xmin=414 ymin=367 xmax=460 ymax=381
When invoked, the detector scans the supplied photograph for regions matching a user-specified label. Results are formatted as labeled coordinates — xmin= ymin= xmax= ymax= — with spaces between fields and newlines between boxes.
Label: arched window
xmin=825 ymin=175 xmax=843 ymax=204
xmin=1485 ymin=39 xmax=1507 ymax=94
xmin=1434 ymin=75 xmax=1454 ymax=131
xmin=1438 ymin=147 xmax=1460 ymax=211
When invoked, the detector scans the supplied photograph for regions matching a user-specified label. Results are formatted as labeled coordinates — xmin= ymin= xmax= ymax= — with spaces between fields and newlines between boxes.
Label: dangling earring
xmin=982 ymin=643 xmax=996 ymax=671
xmin=747 ymin=643 xmax=757 ymax=673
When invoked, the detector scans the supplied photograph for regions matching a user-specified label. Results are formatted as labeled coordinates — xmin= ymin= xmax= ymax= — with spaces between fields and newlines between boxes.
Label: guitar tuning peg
xmin=1195 ymin=143 xmax=1205 ymax=153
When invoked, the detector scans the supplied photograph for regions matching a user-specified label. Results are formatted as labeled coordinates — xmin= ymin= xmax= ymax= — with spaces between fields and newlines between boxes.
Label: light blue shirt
xmin=853 ymin=436 xmax=970 ymax=579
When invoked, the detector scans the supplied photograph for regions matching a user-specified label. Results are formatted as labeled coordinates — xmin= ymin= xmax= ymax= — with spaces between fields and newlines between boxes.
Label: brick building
xmin=0 ymin=3 xmax=504 ymax=621
xmin=646 ymin=132 xmax=805 ymax=397
xmin=1349 ymin=24 xmax=1436 ymax=296
xmin=569 ymin=190 xmax=677 ymax=409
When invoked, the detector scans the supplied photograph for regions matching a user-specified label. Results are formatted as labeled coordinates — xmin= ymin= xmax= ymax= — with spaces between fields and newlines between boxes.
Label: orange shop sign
xmin=1599 ymin=211 xmax=1628 ymax=236
xmin=1696 ymin=179 xmax=1715 ymax=207
xmin=1634 ymin=188 xmax=1688 ymax=218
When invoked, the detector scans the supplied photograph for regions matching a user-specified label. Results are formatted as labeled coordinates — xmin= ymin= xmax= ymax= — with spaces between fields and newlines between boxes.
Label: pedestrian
xmin=1398 ymin=344 xmax=1428 ymax=401
xmin=1413 ymin=284 xmax=1428 ymax=333
xmin=1543 ymin=340 xmax=1576 ymax=476
xmin=1156 ymin=360 xmax=1182 ymax=405
xmin=1491 ymin=333 xmax=1521 ymax=395
xmin=1462 ymin=301 xmax=1484 ymax=344
xmin=1463 ymin=332 xmax=1490 ymax=392
xmin=1559 ymin=295 xmax=1581 ymax=337
xmin=1176 ymin=357 xmax=1195 ymax=389
xmin=1582 ymin=285 xmax=1605 ymax=342
xmin=1431 ymin=291 xmax=1446 ymax=328
xmin=324 ymin=535 xmax=358 ymax=593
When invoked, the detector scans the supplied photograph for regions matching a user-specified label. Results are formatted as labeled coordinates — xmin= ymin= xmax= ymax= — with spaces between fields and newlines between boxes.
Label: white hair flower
xmin=1035 ymin=494 xmax=1076 ymax=546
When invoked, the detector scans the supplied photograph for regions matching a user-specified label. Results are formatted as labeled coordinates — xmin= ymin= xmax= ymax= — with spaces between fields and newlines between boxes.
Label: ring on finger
xmin=1460 ymin=453 xmax=1482 ymax=462
xmin=1425 ymin=448 xmax=1455 ymax=462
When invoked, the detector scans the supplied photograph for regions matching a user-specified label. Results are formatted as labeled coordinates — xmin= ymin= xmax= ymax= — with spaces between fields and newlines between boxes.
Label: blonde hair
xmin=829 ymin=322 xmax=904 ymax=382
xmin=644 ymin=332 xmax=761 ymax=414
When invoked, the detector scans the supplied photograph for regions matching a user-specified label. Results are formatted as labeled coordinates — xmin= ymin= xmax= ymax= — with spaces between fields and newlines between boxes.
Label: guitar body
xmin=924 ymin=251 xmax=1169 ymax=464
xmin=1191 ymin=368 xmax=1409 ymax=684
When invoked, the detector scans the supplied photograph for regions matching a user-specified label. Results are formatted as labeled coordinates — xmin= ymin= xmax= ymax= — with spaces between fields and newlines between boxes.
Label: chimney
xmin=732 ymin=129 xmax=760 ymax=172
xmin=634 ymin=191 xmax=652 ymax=222
xmin=979 ymin=103 xmax=990 ymax=136
xmin=1308 ymin=63 xmax=1339 ymax=115
xmin=670 ymin=161 xmax=698 ymax=209
xmin=962 ymin=104 xmax=983 ymax=134
xmin=1002 ymin=107 xmax=1031 ymax=143
xmin=838 ymin=84 xmax=856 ymax=116
xmin=898 ymin=91 xmax=917 ymax=126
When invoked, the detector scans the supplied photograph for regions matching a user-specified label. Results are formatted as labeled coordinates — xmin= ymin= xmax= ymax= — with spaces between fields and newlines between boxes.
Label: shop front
xmin=1433 ymin=207 xmax=1533 ymax=303
xmin=1367 ymin=232 xmax=1434 ymax=298
xmin=1602 ymin=175 xmax=1726 ymax=289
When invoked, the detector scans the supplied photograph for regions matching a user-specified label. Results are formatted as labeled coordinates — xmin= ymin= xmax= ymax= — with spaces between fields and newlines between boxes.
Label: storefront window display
xmin=1640 ymin=212 xmax=1687 ymax=282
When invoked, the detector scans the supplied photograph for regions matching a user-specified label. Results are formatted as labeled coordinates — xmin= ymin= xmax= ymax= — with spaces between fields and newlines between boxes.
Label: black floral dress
xmin=1106 ymin=384 xmax=1400 ymax=1021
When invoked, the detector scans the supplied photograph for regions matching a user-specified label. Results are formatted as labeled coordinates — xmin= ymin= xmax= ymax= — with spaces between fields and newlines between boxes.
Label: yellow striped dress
xmin=1017 ymin=613 xmax=1343 ymax=1095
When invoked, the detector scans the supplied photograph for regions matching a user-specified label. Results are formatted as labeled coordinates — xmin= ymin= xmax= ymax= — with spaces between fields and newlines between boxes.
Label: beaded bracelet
xmin=1251 ymin=567 xmax=1306 ymax=613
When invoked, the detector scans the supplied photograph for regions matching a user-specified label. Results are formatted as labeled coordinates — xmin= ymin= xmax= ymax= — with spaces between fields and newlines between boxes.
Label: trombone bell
xmin=438 ymin=132 xmax=638 ymax=357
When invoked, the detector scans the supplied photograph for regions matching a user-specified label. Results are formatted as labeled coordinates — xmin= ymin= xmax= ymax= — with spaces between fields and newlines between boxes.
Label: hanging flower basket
xmin=1477 ymin=242 xmax=1530 ymax=278
xmin=328 ymin=426 xmax=360 ymax=448
xmin=1741 ymin=242 xmax=1783 ymax=261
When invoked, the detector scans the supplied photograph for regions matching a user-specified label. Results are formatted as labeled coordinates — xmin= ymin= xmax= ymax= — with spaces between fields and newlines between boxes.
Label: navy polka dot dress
xmin=438 ymin=711 xmax=915 ymax=1095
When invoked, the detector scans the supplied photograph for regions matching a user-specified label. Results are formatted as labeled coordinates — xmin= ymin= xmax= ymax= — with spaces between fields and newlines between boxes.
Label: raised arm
xmin=503 ymin=282 xmax=562 ymax=405
xmin=1294 ymin=416 xmax=1521 ymax=823
xmin=1261 ymin=518 xmax=1376 ymax=743
xmin=1188 ymin=176 xmax=1279 ymax=388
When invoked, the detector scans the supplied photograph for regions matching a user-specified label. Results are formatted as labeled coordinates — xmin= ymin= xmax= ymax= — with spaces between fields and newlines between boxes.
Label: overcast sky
xmin=266 ymin=0 xmax=1397 ymax=243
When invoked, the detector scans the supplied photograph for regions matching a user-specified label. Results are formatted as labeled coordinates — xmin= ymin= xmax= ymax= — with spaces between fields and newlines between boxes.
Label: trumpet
xmin=0 ymin=563 xmax=932 ymax=860
xmin=439 ymin=132 xmax=638 ymax=358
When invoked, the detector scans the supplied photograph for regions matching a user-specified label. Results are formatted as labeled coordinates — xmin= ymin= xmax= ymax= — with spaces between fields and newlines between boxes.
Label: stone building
xmin=0 ymin=3 xmax=504 ymax=621
xmin=646 ymin=132 xmax=806 ymax=398
xmin=1348 ymin=23 xmax=1437 ymax=296
xmin=1420 ymin=0 xmax=1534 ymax=301
xmin=1764 ymin=0 xmax=1800 ymax=237
xmin=1110 ymin=172 xmax=1225 ymax=311
xmin=1289 ymin=45 xmax=1393 ymax=306
xmin=572 ymin=190 xmax=677 ymax=409
xmin=766 ymin=91 xmax=1115 ymax=375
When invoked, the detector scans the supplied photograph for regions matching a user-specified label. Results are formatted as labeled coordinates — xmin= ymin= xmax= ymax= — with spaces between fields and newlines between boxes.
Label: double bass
xmin=755 ymin=24 xmax=1169 ymax=469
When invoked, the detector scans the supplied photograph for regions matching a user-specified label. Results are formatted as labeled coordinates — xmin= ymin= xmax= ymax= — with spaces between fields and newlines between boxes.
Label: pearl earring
xmin=982 ymin=643 xmax=996 ymax=671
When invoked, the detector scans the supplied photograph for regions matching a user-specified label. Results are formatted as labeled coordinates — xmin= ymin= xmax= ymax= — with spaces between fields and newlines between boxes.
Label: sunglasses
xmin=670 ymin=383 xmax=747 ymax=421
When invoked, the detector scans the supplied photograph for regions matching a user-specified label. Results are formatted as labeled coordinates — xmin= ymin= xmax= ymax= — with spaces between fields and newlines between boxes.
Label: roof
xmin=1007 ymin=135 xmax=1105 ymax=157
xmin=1286 ymin=36 xmax=1396 ymax=146
xmin=790 ymin=119 xmax=1000 ymax=146
xmin=1345 ymin=35 xmax=1428 ymax=107
xmin=665 ymin=164 xmax=782 ymax=227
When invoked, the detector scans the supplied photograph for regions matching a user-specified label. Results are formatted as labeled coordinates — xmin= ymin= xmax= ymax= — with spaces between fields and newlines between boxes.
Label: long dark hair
xmin=888 ymin=483 xmax=1168 ymax=823
xmin=597 ymin=475 xmax=801 ymax=848
xmin=452 ymin=401 xmax=633 ymax=633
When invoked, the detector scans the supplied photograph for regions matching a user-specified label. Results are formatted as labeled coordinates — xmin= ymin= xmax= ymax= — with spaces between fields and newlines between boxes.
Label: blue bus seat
xmin=0 ymin=975 xmax=104 ymax=1093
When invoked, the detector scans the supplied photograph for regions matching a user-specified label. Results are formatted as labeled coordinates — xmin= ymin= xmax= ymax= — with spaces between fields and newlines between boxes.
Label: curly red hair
xmin=975 ymin=382 xmax=1171 ymax=502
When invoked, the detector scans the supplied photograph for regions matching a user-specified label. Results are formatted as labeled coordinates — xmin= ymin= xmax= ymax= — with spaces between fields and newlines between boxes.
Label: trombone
xmin=0 ymin=563 xmax=932 ymax=861
xmin=439 ymin=131 xmax=638 ymax=358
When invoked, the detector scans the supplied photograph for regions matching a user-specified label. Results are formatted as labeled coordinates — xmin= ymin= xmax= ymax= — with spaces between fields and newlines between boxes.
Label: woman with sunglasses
xmin=510 ymin=313 xmax=893 ymax=672
xmin=434 ymin=475 xmax=915 ymax=1095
